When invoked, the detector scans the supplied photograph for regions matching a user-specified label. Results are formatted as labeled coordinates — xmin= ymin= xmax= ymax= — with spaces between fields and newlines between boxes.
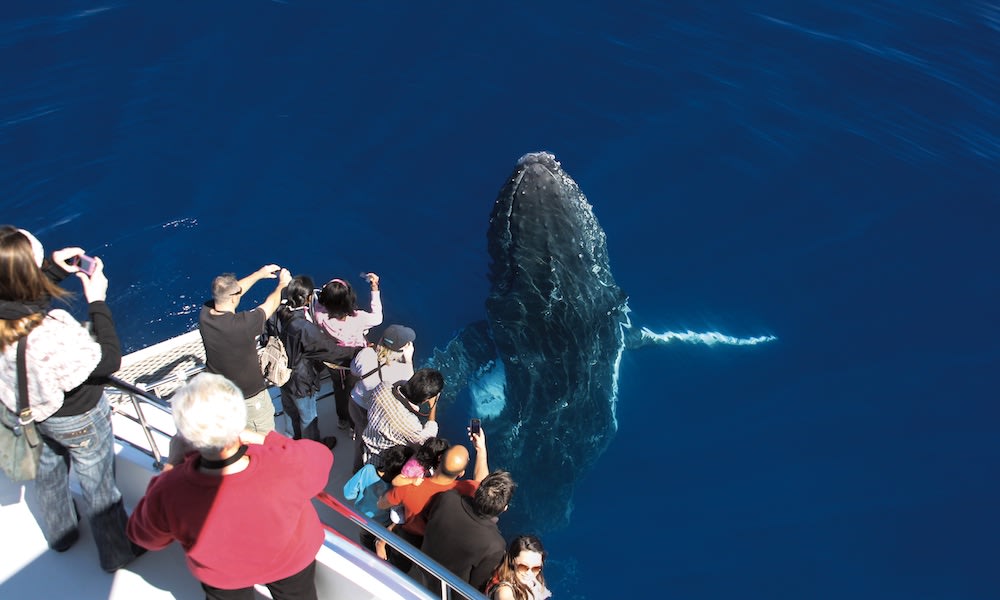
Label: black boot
xmin=303 ymin=418 xmax=337 ymax=449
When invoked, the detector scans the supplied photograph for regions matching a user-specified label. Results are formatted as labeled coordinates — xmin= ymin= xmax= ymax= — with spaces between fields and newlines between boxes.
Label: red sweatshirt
xmin=127 ymin=431 xmax=332 ymax=589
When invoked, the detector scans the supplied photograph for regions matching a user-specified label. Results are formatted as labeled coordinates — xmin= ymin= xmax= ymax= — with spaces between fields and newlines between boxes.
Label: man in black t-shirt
xmin=421 ymin=470 xmax=515 ymax=593
xmin=199 ymin=264 xmax=290 ymax=433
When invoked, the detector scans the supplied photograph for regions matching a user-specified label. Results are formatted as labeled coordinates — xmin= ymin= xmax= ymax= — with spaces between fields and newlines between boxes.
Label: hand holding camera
xmin=76 ymin=256 xmax=108 ymax=303
xmin=51 ymin=247 xmax=85 ymax=273
xmin=277 ymin=268 xmax=292 ymax=287
xmin=71 ymin=254 xmax=99 ymax=276
xmin=257 ymin=264 xmax=281 ymax=279
xmin=361 ymin=272 xmax=380 ymax=291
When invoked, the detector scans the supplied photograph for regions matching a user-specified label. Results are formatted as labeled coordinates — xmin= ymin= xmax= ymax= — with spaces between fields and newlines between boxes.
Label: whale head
xmin=479 ymin=151 xmax=629 ymax=529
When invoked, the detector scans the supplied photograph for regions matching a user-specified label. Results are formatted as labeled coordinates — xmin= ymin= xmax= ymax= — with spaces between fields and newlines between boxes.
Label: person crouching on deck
xmin=127 ymin=373 xmax=332 ymax=600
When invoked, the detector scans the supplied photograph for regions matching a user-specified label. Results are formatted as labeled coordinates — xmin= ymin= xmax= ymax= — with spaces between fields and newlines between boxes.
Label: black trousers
xmin=384 ymin=528 xmax=423 ymax=575
xmin=327 ymin=367 xmax=358 ymax=426
xmin=200 ymin=560 xmax=317 ymax=600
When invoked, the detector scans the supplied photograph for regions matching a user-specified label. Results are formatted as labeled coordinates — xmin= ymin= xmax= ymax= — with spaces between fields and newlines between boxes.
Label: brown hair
xmin=0 ymin=226 xmax=68 ymax=349
xmin=488 ymin=534 xmax=548 ymax=600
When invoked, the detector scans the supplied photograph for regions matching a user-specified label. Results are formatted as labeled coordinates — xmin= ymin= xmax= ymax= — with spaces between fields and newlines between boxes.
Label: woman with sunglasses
xmin=487 ymin=535 xmax=552 ymax=600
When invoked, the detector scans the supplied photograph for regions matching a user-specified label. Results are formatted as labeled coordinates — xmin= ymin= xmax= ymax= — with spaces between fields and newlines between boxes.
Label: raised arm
xmin=238 ymin=264 xmax=281 ymax=293
xmin=365 ymin=273 xmax=383 ymax=326
xmin=258 ymin=268 xmax=291 ymax=319
xmin=470 ymin=427 xmax=488 ymax=482
xmin=78 ymin=258 xmax=122 ymax=377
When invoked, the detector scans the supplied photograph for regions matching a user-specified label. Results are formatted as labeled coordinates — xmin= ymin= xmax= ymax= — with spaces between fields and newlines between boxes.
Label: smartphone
xmin=470 ymin=418 xmax=481 ymax=435
xmin=72 ymin=254 xmax=98 ymax=276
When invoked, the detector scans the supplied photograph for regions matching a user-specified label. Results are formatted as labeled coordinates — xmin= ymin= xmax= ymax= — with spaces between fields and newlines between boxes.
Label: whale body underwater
xmin=426 ymin=151 xmax=775 ymax=531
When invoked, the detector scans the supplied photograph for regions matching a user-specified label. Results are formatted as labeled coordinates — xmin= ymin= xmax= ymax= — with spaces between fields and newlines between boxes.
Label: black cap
xmin=381 ymin=324 xmax=416 ymax=351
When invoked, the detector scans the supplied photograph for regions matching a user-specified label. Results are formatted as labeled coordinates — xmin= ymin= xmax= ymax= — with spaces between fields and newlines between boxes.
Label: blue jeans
xmin=34 ymin=395 xmax=136 ymax=571
xmin=279 ymin=388 xmax=318 ymax=439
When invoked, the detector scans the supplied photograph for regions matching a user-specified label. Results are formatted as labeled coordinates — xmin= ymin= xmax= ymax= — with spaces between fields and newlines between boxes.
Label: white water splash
xmin=639 ymin=327 xmax=777 ymax=346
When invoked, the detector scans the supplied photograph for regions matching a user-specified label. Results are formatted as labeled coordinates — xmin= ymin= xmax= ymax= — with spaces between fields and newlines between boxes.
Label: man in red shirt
xmin=128 ymin=373 xmax=331 ymax=599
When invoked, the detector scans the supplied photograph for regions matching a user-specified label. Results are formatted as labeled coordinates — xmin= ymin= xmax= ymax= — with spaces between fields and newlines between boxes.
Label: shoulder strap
xmin=16 ymin=337 xmax=29 ymax=414
xmin=14 ymin=336 xmax=42 ymax=447
xmin=360 ymin=361 xmax=387 ymax=381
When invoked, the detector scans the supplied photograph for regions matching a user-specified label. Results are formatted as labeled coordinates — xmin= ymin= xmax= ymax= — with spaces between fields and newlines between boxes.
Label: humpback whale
xmin=426 ymin=152 xmax=775 ymax=531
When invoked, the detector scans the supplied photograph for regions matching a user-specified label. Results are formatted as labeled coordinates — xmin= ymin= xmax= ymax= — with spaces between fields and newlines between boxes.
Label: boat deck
xmin=1 ymin=330 xmax=479 ymax=600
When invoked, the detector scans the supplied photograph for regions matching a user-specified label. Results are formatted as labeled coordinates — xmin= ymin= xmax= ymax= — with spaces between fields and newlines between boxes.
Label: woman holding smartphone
xmin=314 ymin=272 xmax=383 ymax=431
xmin=0 ymin=226 xmax=142 ymax=572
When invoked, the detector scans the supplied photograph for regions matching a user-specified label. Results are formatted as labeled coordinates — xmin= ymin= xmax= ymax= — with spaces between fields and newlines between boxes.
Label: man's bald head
xmin=438 ymin=445 xmax=469 ymax=478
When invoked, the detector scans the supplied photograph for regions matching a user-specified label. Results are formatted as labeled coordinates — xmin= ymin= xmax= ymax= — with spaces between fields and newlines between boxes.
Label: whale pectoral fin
xmin=422 ymin=320 xmax=498 ymax=405
xmin=625 ymin=324 xmax=778 ymax=349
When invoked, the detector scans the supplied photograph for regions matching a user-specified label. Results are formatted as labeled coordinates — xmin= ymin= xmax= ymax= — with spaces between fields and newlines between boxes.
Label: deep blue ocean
xmin=3 ymin=2 xmax=998 ymax=598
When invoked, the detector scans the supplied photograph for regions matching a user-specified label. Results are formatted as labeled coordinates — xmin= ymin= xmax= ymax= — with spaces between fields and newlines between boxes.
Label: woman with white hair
xmin=0 ymin=226 xmax=141 ymax=572
xmin=127 ymin=373 xmax=333 ymax=600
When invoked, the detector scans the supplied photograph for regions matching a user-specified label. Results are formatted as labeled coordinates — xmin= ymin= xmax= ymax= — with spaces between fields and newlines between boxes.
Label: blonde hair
xmin=0 ymin=226 xmax=68 ymax=350
xmin=375 ymin=344 xmax=405 ymax=364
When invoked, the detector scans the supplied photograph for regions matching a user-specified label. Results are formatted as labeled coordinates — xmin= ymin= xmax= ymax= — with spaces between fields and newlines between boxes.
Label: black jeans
xmin=201 ymin=560 xmax=317 ymax=600
xmin=327 ymin=367 xmax=358 ymax=426
xmin=385 ymin=528 xmax=423 ymax=575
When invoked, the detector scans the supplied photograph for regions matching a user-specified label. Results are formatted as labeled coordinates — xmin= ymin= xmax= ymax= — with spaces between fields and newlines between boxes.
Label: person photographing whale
xmin=0 ymin=226 xmax=143 ymax=572
xmin=361 ymin=368 xmax=443 ymax=469
xmin=199 ymin=264 xmax=290 ymax=434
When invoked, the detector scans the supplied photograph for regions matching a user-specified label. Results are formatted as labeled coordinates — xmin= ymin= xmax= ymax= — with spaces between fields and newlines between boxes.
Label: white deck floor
xmin=1 ymin=455 xmax=203 ymax=599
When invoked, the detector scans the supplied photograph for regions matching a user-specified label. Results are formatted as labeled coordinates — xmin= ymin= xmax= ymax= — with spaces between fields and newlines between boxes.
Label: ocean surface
xmin=2 ymin=2 xmax=998 ymax=598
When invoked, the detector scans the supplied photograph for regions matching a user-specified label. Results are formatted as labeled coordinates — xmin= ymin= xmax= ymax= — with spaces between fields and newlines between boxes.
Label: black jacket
xmin=265 ymin=308 xmax=355 ymax=399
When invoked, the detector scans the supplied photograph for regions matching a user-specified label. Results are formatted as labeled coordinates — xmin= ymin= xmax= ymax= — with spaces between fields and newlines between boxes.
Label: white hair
xmin=171 ymin=373 xmax=247 ymax=452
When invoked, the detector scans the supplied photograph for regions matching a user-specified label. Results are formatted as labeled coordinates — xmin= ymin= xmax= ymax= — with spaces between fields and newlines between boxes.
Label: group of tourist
xmin=0 ymin=227 xmax=551 ymax=600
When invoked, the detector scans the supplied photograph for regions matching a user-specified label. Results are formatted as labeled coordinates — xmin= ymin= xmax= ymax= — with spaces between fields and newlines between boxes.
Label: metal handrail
xmin=315 ymin=492 xmax=487 ymax=600
xmin=107 ymin=375 xmax=175 ymax=469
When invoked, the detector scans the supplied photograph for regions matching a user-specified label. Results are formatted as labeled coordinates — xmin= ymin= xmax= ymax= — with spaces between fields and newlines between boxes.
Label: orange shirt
xmin=384 ymin=478 xmax=479 ymax=536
